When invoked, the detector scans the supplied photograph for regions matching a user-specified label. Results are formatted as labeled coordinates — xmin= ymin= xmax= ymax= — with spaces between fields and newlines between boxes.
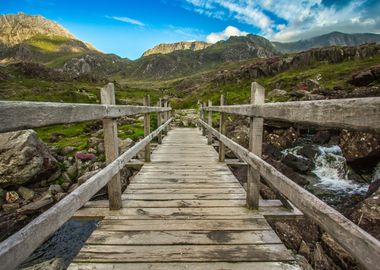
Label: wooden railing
xmin=0 ymin=83 xmax=172 ymax=270
xmin=199 ymin=82 xmax=380 ymax=270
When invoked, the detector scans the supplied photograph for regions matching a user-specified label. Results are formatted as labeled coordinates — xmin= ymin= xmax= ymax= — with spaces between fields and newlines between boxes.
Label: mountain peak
xmin=142 ymin=41 xmax=211 ymax=57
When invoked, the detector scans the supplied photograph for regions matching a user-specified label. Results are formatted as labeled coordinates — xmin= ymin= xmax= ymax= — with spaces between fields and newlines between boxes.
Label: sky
xmin=1 ymin=0 xmax=379 ymax=59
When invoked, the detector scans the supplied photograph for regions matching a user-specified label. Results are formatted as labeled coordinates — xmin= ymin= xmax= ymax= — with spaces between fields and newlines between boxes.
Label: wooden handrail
xmin=202 ymin=97 xmax=380 ymax=133
xmin=0 ymin=117 xmax=173 ymax=270
xmin=198 ymin=118 xmax=380 ymax=270
xmin=0 ymin=101 xmax=171 ymax=133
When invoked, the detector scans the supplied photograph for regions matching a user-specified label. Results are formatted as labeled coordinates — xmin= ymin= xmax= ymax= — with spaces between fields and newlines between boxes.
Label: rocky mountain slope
xmin=142 ymin=41 xmax=211 ymax=57
xmin=273 ymin=32 xmax=380 ymax=53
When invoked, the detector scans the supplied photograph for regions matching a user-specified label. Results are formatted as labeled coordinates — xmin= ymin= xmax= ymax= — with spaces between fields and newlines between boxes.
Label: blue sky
xmin=1 ymin=0 xmax=379 ymax=59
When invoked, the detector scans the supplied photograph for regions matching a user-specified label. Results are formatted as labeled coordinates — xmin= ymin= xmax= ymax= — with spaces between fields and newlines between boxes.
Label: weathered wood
xmin=74 ymin=244 xmax=294 ymax=263
xmin=69 ymin=262 xmax=301 ymax=270
xmin=163 ymin=100 xmax=168 ymax=135
xmin=122 ymin=193 xmax=246 ymax=200
xmin=199 ymin=119 xmax=380 ymax=270
xmin=0 ymin=118 xmax=172 ymax=270
xmin=219 ymin=95 xmax=226 ymax=162
xmin=202 ymin=102 xmax=207 ymax=136
xmin=101 ymin=83 xmax=122 ymax=210
xmin=157 ymin=99 xmax=162 ymax=144
xmin=247 ymin=82 xmax=264 ymax=210
xmin=143 ymin=95 xmax=151 ymax=162
xmin=86 ymin=230 xmax=281 ymax=245
xmin=0 ymin=102 xmax=171 ymax=133
xmin=207 ymin=100 xmax=212 ymax=144
xmin=202 ymin=97 xmax=380 ymax=133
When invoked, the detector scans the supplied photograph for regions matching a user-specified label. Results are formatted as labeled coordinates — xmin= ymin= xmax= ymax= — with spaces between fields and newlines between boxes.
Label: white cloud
xmin=206 ymin=26 xmax=248 ymax=43
xmin=182 ymin=0 xmax=380 ymax=42
xmin=108 ymin=16 xmax=145 ymax=27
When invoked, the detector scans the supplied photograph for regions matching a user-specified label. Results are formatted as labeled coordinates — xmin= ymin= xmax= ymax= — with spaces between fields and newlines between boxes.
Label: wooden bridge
xmin=0 ymin=82 xmax=379 ymax=270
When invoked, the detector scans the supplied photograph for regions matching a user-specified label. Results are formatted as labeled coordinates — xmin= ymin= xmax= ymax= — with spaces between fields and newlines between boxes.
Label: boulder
xmin=75 ymin=152 xmax=96 ymax=161
xmin=267 ymin=89 xmax=288 ymax=99
xmin=274 ymin=222 xmax=302 ymax=251
xmin=282 ymin=154 xmax=312 ymax=173
xmin=265 ymin=127 xmax=298 ymax=150
xmin=297 ymin=144 xmax=320 ymax=160
xmin=312 ymin=130 xmax=331 ymax=145
xmin=0 ymin=130 xmax=57 ymax=187
xmin=119 ymin=138 xmax=134 ymax=153
xmin=313 ymin=243 xmax=338 ymax=270
xmin=66 ymin=164 xmax=77 ymax=178
xmin=48 ymin=184 xmax=63 ymax=195
xmin=321 ymin=233 xmax=357 ymax=269
xmin=17 ymin=186 xmax=34 ymax=201
xmin=299 ymin=240 xmax=311 ymax=260
xmin=348 ymin=70 xmax=376 ymax=86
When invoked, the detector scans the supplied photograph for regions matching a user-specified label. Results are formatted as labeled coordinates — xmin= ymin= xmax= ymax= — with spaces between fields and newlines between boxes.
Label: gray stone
xmin=18 ymin=194 xmax=54 ymax=214
xmin=0 ymin=130 xmax=57 ymax=187
xmin=299 ymin=240 xmax=311 ymax=259
xmin=77 ymin=169 xmax=100 ymax=185
xmin=61 ymin=146 xmax=75 ymax=155
xmin=17 ymin=186 xmax=35 ymax=201
xmin=119 ymin=138 xmax=134 ymax=153
xmin=61 ymin=181 xmax=71 ymax=191
xmin=54 ymin=192 xmax=67 ymax=201
xmin=48 ymin=184 xmax=63 ymax=194
xmin=97 ymin=142 xmax=105 ymax=153
xmin=61 ymin=172 xmax=71 ymax=182
xmin=267 ymin=89 xmax=288 ymax=99
xmin=3 ymin=203 xmax=19 ymax=212
xmin=66 ymin=164 xmax=77 ymax=178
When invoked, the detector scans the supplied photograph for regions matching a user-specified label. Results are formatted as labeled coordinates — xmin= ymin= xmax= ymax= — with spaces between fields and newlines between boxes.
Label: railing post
xmin=167 ymin=101 xmax=171 ymax=132
xmin=247 ymin=82 xmax=265 ymax=210
xmin=164 ymin=100 xmax=168 ymax=135
xmin=202 ymin=102 xmax=206 ymax=136
xmin=100 ymin=83 xmax=122 ymax=210
xmin=157 ymin=99 xmax=162 ymax=144
xmin=207 ymin=100 xmax=212 ymax=145
xmin=198 ymin=103 xmax=202 ymax=130
xmin=219 ymin=95 xmax=226 ymax=162
xmin=144 ymin=95 xmax=151 ymax=162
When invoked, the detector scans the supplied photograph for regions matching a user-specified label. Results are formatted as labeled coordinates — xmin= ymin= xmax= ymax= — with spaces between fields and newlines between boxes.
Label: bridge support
xmin=157 ymin=99 xmax=162 ymax=144
xmin=246 ymin=82 xmax=264 ymax=210
xmin=219 ymin=95 xmax=225 ymax=162
xmin=101 ymin=83 xmax=122 ymax=210
xmin=202 ymin=102 xmax=207 ymax=136
xmin=207 ymin=100 xmax=212 ymax=145
xmin=144 ymin=95 xmax=151 ymax=162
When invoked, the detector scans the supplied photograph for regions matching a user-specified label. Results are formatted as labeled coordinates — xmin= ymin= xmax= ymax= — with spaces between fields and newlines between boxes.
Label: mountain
xmin=142 ymin=41 xmax=211 ymax=57
xmin=273 ymin=32 xmax=380 ymax=53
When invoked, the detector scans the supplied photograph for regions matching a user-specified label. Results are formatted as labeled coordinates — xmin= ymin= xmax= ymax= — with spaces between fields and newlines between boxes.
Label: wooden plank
xmin=219 ymin=94 xmax=226 ymax=162
xmin=68 ymin=262 xmax=302 ymax=270
xmin=208 ymin=100 xmax=212 ymax=144
xmin=199 ymin=120 xmax=380 ymax=270
xmin=247 ymin=82 xmax=264 ymax=209
xmin=143 ymin=95 xmax=151 ymax=162
xmin=128 ymin=183 xmax=242 ymax=189
xmin=86 ymin=230 xmax=282 ymax=245
xmin=0 ymin=117 xmax=172 ymax=270
xmin=124 ymin=188 xmax=245 ymax=194
xmin=122 ymin=193 xmax=246 ymax=200
xmin=73 ymin=244 xmax=294 ymax=263
xmin=203 ymin=97 xmax=380 ymax=133
xmin=0 ymin=102 xmax=171 ymax=133
xmin=101 ymin=83 xmax=122 ymax=210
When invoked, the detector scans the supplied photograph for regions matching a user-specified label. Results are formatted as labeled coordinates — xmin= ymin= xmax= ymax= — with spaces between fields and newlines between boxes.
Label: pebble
xmin=5 ymin=191 xmax=19 ymax=203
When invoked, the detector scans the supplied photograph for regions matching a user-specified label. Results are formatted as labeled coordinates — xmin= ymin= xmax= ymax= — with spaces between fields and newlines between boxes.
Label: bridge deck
xmin=69 ymin=128 xmax=300 ymax=270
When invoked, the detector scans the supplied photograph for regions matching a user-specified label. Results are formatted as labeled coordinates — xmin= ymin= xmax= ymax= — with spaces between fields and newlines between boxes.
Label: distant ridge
xmin=142 ymin=41 xmax=211 ymax=57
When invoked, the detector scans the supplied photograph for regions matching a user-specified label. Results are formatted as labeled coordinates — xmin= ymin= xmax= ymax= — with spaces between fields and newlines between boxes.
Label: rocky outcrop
xmin=142 ymin=41 xmax=211 ymax=57
xmin=348 ymin=64 xmax=380 ymax=86
xmin=0 ymin=130 xmax=57 ymax=187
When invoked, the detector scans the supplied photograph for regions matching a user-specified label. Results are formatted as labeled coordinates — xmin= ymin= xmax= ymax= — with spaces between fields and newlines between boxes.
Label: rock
xmin=48 ymin=184 xmax=63 ymax=195
xmin=88 ymin=137 xmax=102 ymax=147
xmin=2 ymin=203 xmax=20 ymax=212
xmin=350 ymin=186 xmax=380 ymax=239
xmin=61 ymin=181 xmax=71 ymax=191
xmin=313 ymin=242 xmax=338 ymax=270
xmin=119 ymin=138 xmax=134 ymax=153
xmin=299 ymin=240 xmax=311 ymax=259
xmin=97 ymin=142 xmax=105 ymax=153
xmin=312 ymin=130 xmax=331 ymax=145
xmin=5 ymin=191 xmax=19 ymax=203
xmin=321 ymin=233 xmax=357 ymax=269
xmin=77 ymin=169 xmax=100 ymax=185
xmin=66 ymin=164 xmax=77 ymax=178
xmin=282 ymin=154 xmax=312 ymax=173
xmin=295 ymin=255 xmax=314 ymax=270
xmin=75 ymin=152 xmax=96 ymax=161
xmin=46 ymin=171 xmax=62 ymax=183
xmin=274 ymin=222 xmax=302 ymax=251
xmin=17 ymin=186 xmax=34 ymax=201
xmin=267 ymin=89 xmax=288 ymax=99
xmin=260 ymin=182 xmax=277 ymax=199
xmin=61 ymin=146 xmax=75 ymax=155
xmin=339 ymin=129 xmax=380 ymax=163
xmin=266 ymin=159 xmax=309 ymax=186
xmin=348 ymin=70 xmax=375 ymax=86
xmin=18 ymin=194 xmax=54 ymax=214
xmin=263 ymin=143 xmax=283 ymax=160
xmin=54 ymin=192 xmax=67 ymax=201
xmin=297 ymin=144 xmax=320 ymax=160
xmin=88 ymin=147 xmax=97 ymax=154
xmin=0 ymin=130 xmax=57 ymax=187
xmin=61 ymin=172 xmax=71 ymax=182
xmin=68 ymin=183 xmax=78 ymax=193
xmin=265 ymin=127 xmax=298 ymax=150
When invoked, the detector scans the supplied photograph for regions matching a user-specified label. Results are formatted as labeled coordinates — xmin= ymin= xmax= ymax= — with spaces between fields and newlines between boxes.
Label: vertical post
xmin=198 ymin=103 xmax=202 ymax=130
xmin=144 ymin=95 xmax=151 ymax=162
xmin=247 ymin=82 xmax=265 ymax=210
xmin=167 ymin=101 xmax=171 ymax=132
xmin=164 ymin=100 xmax=168 ymax=135
xmin=219 ymin=95 xmax=226 ymax=162
xmin=207 ymin=100 xmax=212 ymax=145
xmin=202 ymin=102 xmax=206 ymax=136
xmin=101 ymin=83 xmax=122 ymax=210
xmin=157 ymin=99 xmax=162 ymax=144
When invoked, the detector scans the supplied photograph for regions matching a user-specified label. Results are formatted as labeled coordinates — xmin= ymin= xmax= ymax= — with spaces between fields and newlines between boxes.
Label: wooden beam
xmin=202 ymin=102 xmax=207 ymax=136
xmin=144 ymin=95 xmax=151 ymax=162
xmin=198 ymin=119 xmax=380 ymax=270
xmin=163 ymin=100 xmax=168 ymax=135
xmin=207 ymin=100 xmax=212 ymax=145
xmin=0 ymin=118 xmax=173 ymax=270
xmin=157 ymin=99 xmax=162 ymax=144
xmin=219 ymin=95 xmax=226 ymax=162
xmin=0 ymin=101 xmax=171 ymax=133
xmin=247 ymin=82 xmax=264 ymax=210
xmin=101 ymin=83 xmax=122 ymax=210
xmin=202 ymin=97 xmax=380 ymax=133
